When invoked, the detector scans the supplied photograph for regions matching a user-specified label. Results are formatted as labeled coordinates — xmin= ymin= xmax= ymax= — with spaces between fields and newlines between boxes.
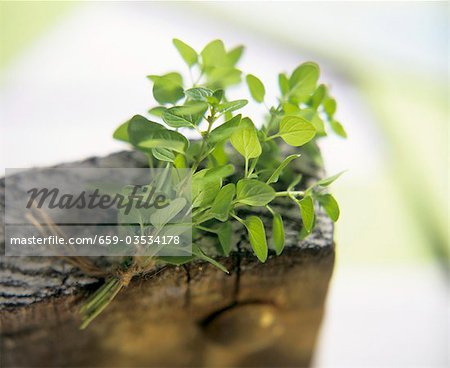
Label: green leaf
xmin=201 ymin=40 xmax=227 ymax=68
xmin=192 ymin=174 xmax=221 ymax=208
xmin=278 ymin=73 xmax=290 ymax=96
xmin=151 ymin=72 xmax=184 ymax=105
xmin=207 ymin=67 xmax=242 ymax=89
xmin=152 ymin=147 xmax=175 ymax=162
xmin=127 ymin=115 xmax=164 ymax=143
xmin=210 ymin=141 xmax=227 ymax=166
xmin=310 ymin=84 xmax=327 ymax=109
xmin=315 ymin=171 xmax=345 ymax=187
xmin=323 ymin=97 xmax=336 ymax=117
xmin=266 ymin=154 xmax=301 ymax=184
xmin=289 ymin=62 xmax=319 ymax=101
xmin=208 ymin=114 xmax=241 ymax=144
xmin=281 ymin=105 xmax=325 ymax=136
xmin=282 ymin=102 xmax=299 ymax=114
xmin=158 ymin=255 xmax=196 ymax=266
xmin=185 ymin=87 xmax=213 ymax=101
xmin=298 ymin=108 xmax=326 ymax=136
xmin=288 ymin=174 xmax=303 ymax=191
xmin=330 ymin=119 xmax=347 ymax=138
xmin=298 ymin=225 xmax=310 ymax=241
xmin=173 ymin=38 xmax=197 ymax=67
xmin=204 ymin=164 xmax=235 ymax=179
xmin=317 ymin=194 xmax=340 ymax=221
xmin=128 ymin=116 xmax=188 ymax=153
xmin=136 ymin=130 xmax=188 ymax=153
xmin=192 ymin=244 xmax=229 ymax=273
xmin=173 ymin=153 xmax=187 ymax=168
xmin=236 ymin=179 xmax=275 ymax=206
xmin=230 ymin=118 xmax=261 ymax=159
xmin=246 ymin=74 xmax=265 ymax=103
xmin=113 ymin=120 xmax=130 ymax=142
xmin=217 ymin=99 xmax=248 ymax=114
xmin=148 ymin=106 xmax=167 ymax=117
xmin=150 ymin=197 xmax=187 ymax=227
xmin=216 ymin=222 xmax=232 ymax=255
xmin=162 ymin=102 xmax=208 ymax=128
xmin=278 ymin=116 xmax=316 ymax=146
xmin=298 ymin=195 xmax=315 ymax=233
xmin=198 ymin=222 xmax=233 ymax=256
xmin=210 ymin=183 xmax=235 ymax=221
xmin=212 ymin=89 xmax=224 ymax=102
xmin=244 ymin=216 xmax=268 ymax=262
xmin=227 ymin=45 xmax=244 ymax=65
xmin=271 ymin=212 xmax=285 ymax=255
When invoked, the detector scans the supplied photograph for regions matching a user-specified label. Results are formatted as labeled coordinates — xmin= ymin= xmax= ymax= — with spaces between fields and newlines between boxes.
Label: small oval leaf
xmin=236 ymin=179 xmax=275 ymax=206
xmin=185 ymin=87 xmax=213 ymax=101
xmin=230 ymin=118 xmax=261 ymax=159
xmin=298 ymin=195 xmax=315 ymax=233
xmin=209 ymin=114 xmax=241 ymax=144
xmin=272 ymin=212 xmax=285 ymax=255
xmin=113 ymin=121 xmax=130 ymax=142
xmin=266 ymin=154 xmax=301 ymax=184
xmin=278 ymin=116 xmax=316 ymax=147
xmin=246 ymin=74 xmax=265 ymax=103
xmin=216 ymin=222 xmax=232 ymax=255
xmin=217 ymin=99 xmax=248 ymax=114
xmin=244 ymin=216 xmax=268 ymax=262
xmin=163 ymin=103 xmax=208 ymax=128
xmin=151 ymin=72 xmax=184 ymax=105
xmin=317 ymin=194 xmax=340 ymax=221
xmin=210 ymin=183 xmax=236 ymax=221
xmin=173 ymin=38 xmax=198 ymax=67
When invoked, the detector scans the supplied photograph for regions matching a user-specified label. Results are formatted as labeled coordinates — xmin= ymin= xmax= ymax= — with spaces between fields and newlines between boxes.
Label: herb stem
xmin=191 ymin=110 xmax=216 ymax=172
xmin=193 ymin=69 xmax=204 ymax=87
xmin=247 ymin=157 xmax=259 ymax=177
xmin=266 ymin=103 xmax=282 ymax=133
xmin=264 ymin=134 xmax=280 ymax=141
xmin=195 ymin=225 xmax=217 ymax=234
xmin=231 ymin=213 xmax=244 ymax=224
xmin=80 ymin=279 xmax=123 ymax=330
xmin=80 ymin=278 xmax=117 ymax=314
xmin=275 ymin=190 xmax=305 ymax=197
xmin=188 ymin=67 xmax=194 ymax=85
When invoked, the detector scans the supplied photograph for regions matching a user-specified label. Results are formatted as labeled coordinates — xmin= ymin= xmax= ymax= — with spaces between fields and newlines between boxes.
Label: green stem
xmin=79 ymin=278 xmax=117 ymax=314
xmin=80 ymin=279 xmax=123 ymax=330
xmin=275 ymin=190 xmax=305 ymax=197
xmin=247 ymin=157 xmax=259 ymax=177
xmin=195 ymin=225 xmax=217 ymax=234
xmin=265 ymin=205 xmax=275 ymax=215
xmin=193 ymin=69 xmax=204 ymax=87
xmin=231 ymin=213 xmax=244 ymax=224
xmin=266 ymin=103 xmax=282 ymax=133
xmin=191 ymin=111 xmax=216 ymax=173
xmin=264 ymin=134 xmax=280 ymax=142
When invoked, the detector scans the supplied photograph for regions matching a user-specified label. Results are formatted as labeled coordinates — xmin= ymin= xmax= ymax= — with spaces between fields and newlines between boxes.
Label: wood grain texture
xmin=0 ymin=150 xmax=335 ymax=367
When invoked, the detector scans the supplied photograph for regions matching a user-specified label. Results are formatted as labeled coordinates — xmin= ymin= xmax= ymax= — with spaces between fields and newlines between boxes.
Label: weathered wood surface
xmin=0 ymin=150 xmax=335 ymax=367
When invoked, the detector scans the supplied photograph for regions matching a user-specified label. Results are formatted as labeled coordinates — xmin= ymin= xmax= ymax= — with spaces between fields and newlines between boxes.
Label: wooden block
xmin=0 ymin=150 xmax=335 ymax=367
